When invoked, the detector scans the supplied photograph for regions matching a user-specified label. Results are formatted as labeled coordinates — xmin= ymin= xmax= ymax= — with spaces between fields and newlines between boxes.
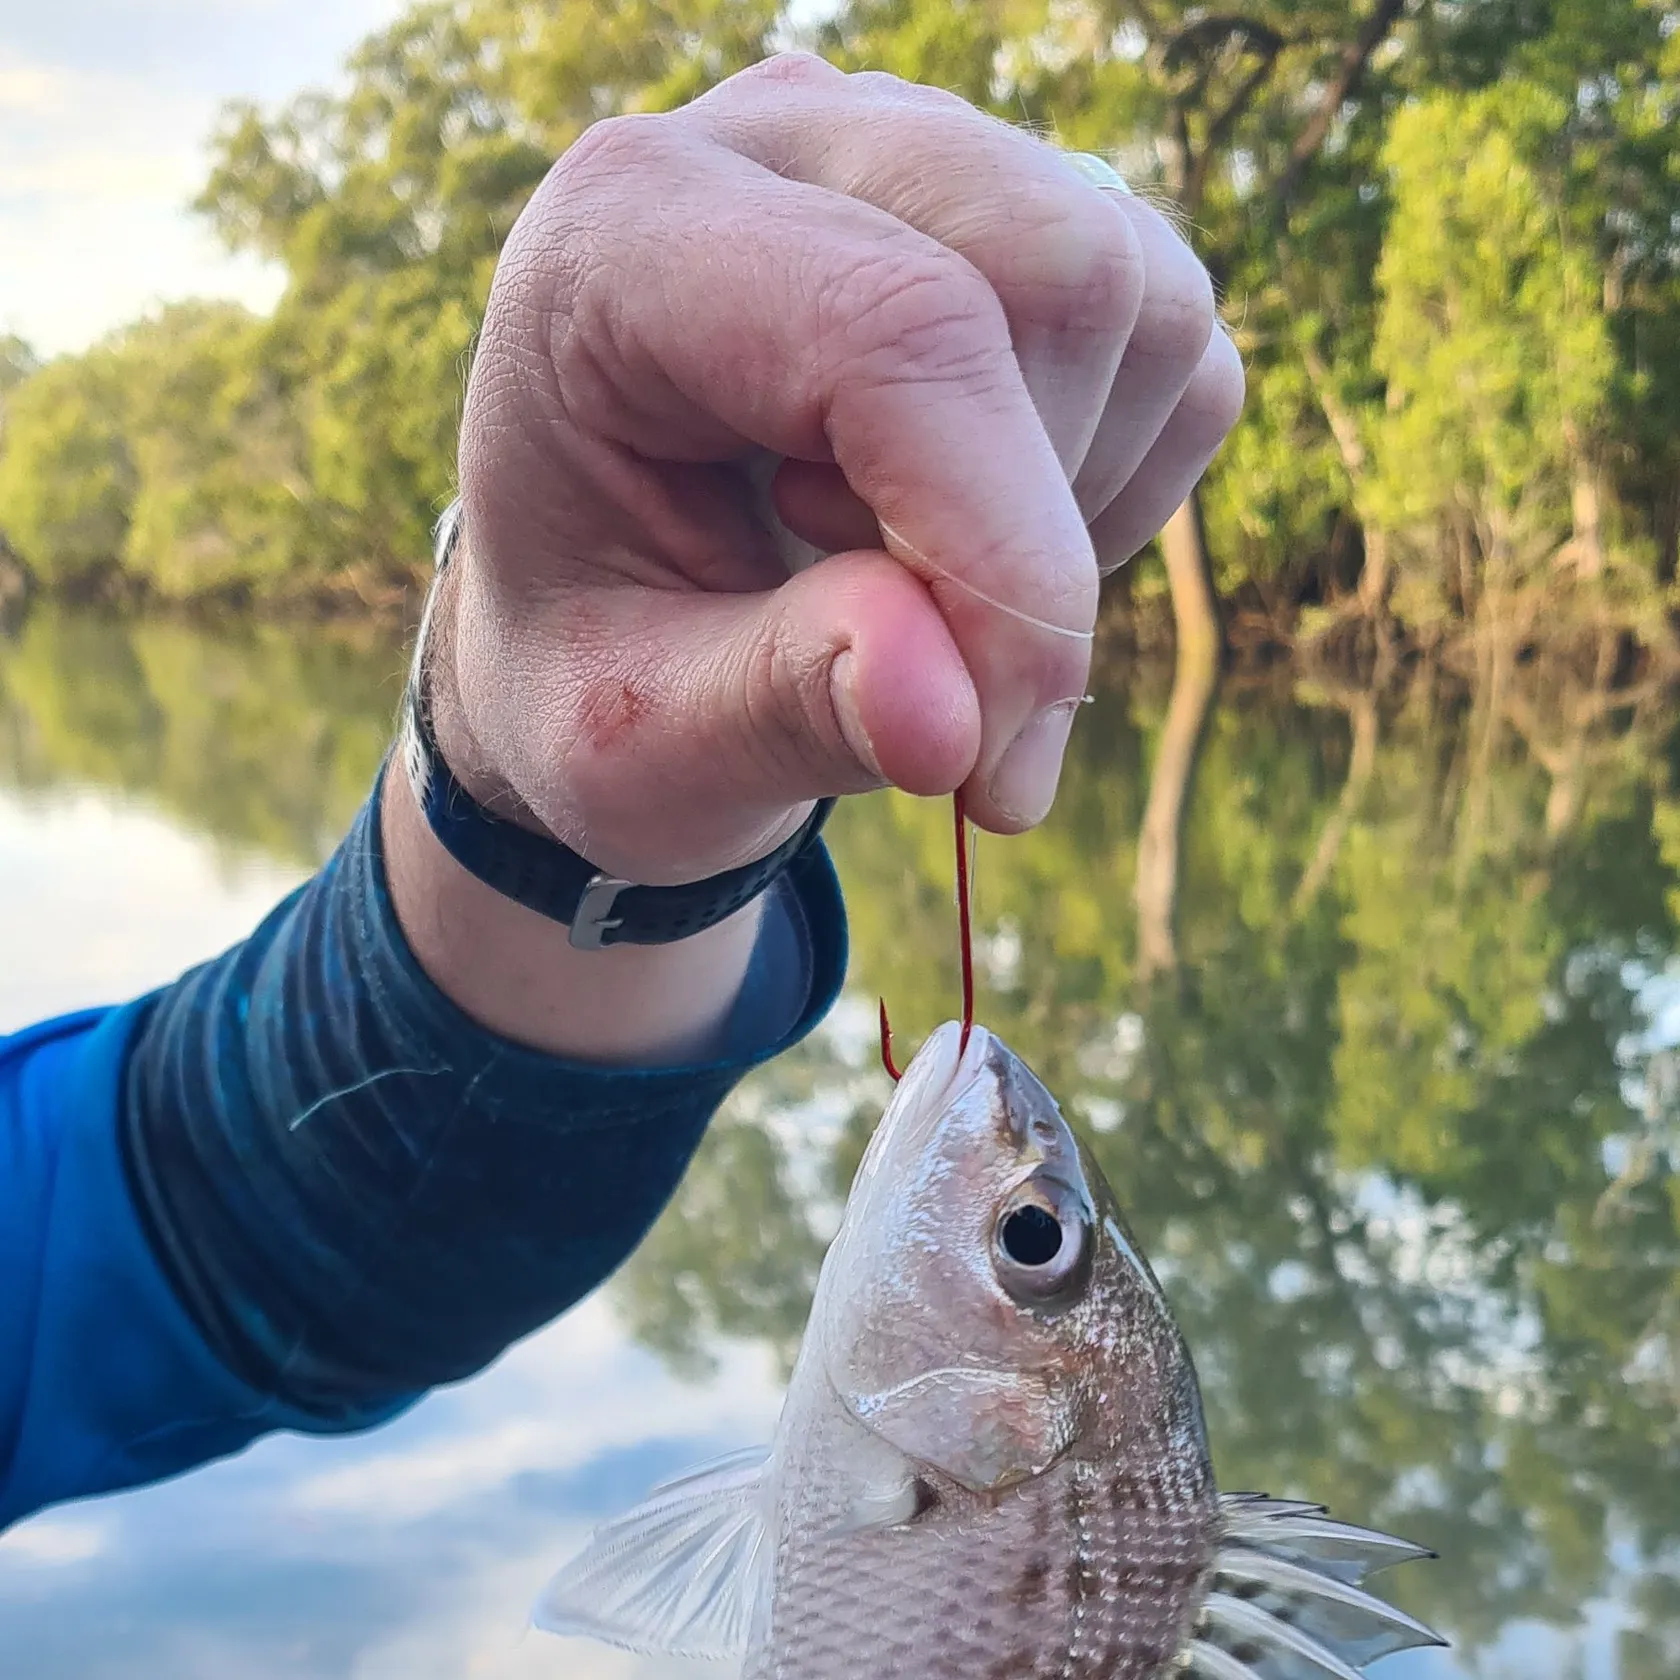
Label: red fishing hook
xmin=878 ymin=790 xmax=975 ymax=1082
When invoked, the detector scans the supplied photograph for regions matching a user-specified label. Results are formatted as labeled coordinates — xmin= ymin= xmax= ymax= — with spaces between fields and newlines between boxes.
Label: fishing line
xmin=877 ymin=520 xmax=1097 ymax=643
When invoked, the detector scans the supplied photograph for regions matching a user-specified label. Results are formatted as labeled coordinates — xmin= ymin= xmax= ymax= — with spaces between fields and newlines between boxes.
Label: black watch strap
xmin=399 ymin=502 xmax=834 ymax=949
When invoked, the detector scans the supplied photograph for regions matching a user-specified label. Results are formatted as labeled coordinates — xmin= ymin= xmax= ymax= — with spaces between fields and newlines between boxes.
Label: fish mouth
xmin=853 ymin=1021 xmax=995 ymax=1186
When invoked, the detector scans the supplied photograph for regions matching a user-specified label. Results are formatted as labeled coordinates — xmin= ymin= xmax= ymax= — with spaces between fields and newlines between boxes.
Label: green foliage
xmin=119 ymin=305 xmax=316 ymax=599
xmin=614 ymin=648 xmax=1680 ymax=1663
xmin=0 ymin=335 xmax=38 ymax=400
xmin=0 ymin=305 xmax=320 ymax=600
xmin=5 ymin=601 xmax=1680 ymax=1662
xmin=181 ymin=0 xmax=783 ymax=591
xmin=0 ymin=349 xmax=135 ymax=591
xmin=1371 ymin=86 xmax=1616 ymax=615
xmin=0 ymin=606 xmax=399 ymax=860
xmin=1 ymin=0 xmax=1677 ymax=626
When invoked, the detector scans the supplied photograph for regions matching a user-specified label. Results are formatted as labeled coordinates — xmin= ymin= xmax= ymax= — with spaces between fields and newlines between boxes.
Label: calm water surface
xmin=2 ymin=607 xmax=1677 ymax=1679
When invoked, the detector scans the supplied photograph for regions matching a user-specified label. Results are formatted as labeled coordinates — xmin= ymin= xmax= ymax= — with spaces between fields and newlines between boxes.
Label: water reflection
xmin=2 ymin=607 xmax=1677 ymax=1677
xmin=0 ymin=605 xmax=403 ymax=866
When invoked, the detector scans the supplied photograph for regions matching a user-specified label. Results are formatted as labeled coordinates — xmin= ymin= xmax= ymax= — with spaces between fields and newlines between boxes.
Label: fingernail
xmin=1064 ymin=151 xmax=1133 ymax=196
xmin=988 ymin=699 xmax=1080 ymax=826
xmin=830 ymin=651 xmax=885 ymax=781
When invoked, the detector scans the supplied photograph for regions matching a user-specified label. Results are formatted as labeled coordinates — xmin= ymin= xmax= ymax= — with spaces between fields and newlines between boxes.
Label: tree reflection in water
xmin=2 ymin=607 xmax=1676 ymax=1673
xmin=621 ymin=653 xmax=1680 ymax=1675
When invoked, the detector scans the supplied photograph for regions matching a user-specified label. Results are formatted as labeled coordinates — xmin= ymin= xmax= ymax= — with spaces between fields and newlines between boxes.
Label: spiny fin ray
xmin=1211 ymin=1545 xmax=1445 ymax=1665
xmin=1183 ymin=1492 xmax=1445 ymax=1678
xmin=1199 ymin=1592 xmax=1366 ymax=1680
xmin=1184 ymin=1639 xmax=1266 ymax=1680
xmin=1219 ymin=1492 xmax=1436 ymax=1583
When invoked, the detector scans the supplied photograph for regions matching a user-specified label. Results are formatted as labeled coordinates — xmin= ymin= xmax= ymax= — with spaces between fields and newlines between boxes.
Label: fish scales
xmin=536 ymin=1025 xmax=1443 ymax=1680
xmin=752 ymin=1342 xmax=1217 ymax=1678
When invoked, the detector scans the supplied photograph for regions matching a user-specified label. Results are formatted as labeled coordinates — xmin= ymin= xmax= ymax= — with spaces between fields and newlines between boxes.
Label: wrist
xmin=412 ymin=549 xmax=549 ymax=838
xmin=417 ymin=513 xmax=819 ymax=886
xmin=380 ymin=763 xmax=766 ymax=1063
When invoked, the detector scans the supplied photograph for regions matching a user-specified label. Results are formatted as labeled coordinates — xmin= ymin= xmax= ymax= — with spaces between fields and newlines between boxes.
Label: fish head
xmin=814 ymin=1021 xmax=1209 ymax=1499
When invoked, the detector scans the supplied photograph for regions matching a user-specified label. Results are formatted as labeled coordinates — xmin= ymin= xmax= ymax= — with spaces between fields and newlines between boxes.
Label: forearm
xmin=119 ymin=769 xmax=846 ymax=1420
xmin=0 ymin=765 xmax=842 ymax=1529
xmin=380 ymin=764 xmax=767 ymax=1065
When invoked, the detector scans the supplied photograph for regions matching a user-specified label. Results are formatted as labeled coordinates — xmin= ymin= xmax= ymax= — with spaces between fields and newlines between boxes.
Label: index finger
xmin=683 ymin=64 xmax=1121 ymax=828
xmin=502 ymin=98 xmax=1100 ymax=828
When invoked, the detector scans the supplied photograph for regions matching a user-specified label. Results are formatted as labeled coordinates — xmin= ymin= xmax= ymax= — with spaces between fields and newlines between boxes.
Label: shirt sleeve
xmin=0 ymin=772 xmax=847 ymax=1531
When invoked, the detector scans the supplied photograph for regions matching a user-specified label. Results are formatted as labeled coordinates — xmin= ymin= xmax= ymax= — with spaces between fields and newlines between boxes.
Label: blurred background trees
xmin=0 ymin=0 xmax=1676 ymax=652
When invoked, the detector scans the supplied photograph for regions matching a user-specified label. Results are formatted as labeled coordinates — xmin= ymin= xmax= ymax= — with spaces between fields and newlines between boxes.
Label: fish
xmin=534 ymin=1021 xmax=1444 ymax=1679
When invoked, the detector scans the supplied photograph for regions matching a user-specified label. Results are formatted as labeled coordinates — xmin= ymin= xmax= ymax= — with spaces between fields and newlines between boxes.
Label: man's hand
xmin=433 ymin=55 xmax=1241 ymax=887
xmin=386 ymin=56 xmax=1241 ymax=1063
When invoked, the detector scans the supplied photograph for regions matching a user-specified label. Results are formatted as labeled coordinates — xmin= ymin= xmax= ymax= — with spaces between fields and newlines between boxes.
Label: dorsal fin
xmin=1183 ymin=1494 xmax=1445 ymax=1678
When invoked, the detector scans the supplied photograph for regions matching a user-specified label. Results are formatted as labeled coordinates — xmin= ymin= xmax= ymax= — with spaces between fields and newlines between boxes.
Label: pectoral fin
xmin=532 ymin=1444 xmax=774 ymax=1659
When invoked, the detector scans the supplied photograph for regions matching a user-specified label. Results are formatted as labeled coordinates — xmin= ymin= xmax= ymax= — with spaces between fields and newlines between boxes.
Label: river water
xmin=1 ymin=606 xmax=1676 ymax=1679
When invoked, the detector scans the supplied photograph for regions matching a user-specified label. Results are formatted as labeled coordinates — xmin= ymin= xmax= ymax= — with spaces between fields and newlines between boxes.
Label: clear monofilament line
xmin=878 ymin=519 xmax=1097 ymax=643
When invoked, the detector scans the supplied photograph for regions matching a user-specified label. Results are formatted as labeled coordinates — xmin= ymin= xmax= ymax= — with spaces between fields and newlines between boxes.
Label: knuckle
xmin=847 ymin=68 xmax=975 ymax=114
xmin=736 ymin=49 xmax=843 ymax=89
xmin=1131 ymin=234 xmax=1217 ymax=370
xmin=832 ymin=250 xmax=1011 ymax=391
xmin=556 ymin=112 xmax=676 ymax=186
xmin=738 ymin=618 xmax=845 ymax=783
xmin=1024 ymin=199 xmax=1146 ymax=339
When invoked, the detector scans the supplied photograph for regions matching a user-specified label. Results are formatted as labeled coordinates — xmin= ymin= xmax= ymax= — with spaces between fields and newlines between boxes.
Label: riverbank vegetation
xmin=0 ymin=0 xmax=1677 ymax=658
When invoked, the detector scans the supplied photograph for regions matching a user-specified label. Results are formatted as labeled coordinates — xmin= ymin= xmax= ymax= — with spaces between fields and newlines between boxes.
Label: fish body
xmin=537 ymin=1024 xmax=1441 ymax=1680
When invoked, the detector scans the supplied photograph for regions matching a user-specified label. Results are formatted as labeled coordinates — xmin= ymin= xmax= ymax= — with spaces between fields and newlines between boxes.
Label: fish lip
xmin=880 ymin=1022 xmax=996 ymax=1142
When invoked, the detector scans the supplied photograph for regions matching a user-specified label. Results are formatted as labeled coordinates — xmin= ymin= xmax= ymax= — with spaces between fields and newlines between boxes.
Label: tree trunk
xmin=1268 ymin=0 xmax=1410 ymax=223
xmin=1160 ymin=492 xmax=1222 ymax=666
xmin=1357 ymin=527 xmax=1390 ymax=615
xmin=1134 ymin=610 xmax=1221 ymax=980
xmin=1297 ymin=343 xmax=1389 ymax=620
xmin=1570 ymin=460 xmax=1605 ymax=582
xmin=1291 ymin=688 xmax=1379 ymax=915
xmin=0 ymin=531 xmax=31 ymax=631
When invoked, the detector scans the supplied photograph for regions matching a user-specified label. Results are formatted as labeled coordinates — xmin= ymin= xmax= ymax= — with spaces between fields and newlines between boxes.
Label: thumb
xmin=521 ymin=555 xmax=980 ymax=884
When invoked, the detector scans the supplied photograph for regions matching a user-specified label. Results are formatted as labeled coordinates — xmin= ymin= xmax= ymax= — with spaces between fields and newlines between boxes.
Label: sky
xmin=0 ymin=0 xmax=410 ymax=357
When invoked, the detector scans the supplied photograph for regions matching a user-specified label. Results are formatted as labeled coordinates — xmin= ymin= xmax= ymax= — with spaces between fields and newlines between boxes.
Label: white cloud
xmin=0 ymin=56 xmax=69 ymax=115
xmin=0 ymin=1 xmax=409 ymax=355
xmin=288 ymin=1299 xmax=783 ymax=1524
xmin=0 ymin=1516 xmax=109 ymax=1565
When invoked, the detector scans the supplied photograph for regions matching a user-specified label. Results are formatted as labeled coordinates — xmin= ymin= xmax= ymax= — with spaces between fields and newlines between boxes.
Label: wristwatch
xmin=398 ymin=500 xmax=833 ymax=949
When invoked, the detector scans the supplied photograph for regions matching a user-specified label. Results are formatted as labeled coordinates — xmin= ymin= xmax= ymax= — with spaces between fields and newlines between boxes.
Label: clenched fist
xmin=431 ymin=53 xmax=1241 ymax=889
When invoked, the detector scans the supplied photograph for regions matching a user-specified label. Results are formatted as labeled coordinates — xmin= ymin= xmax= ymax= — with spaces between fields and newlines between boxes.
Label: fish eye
xmin=1000 ymin=1205 xmax=1061 ymax=1266
xmin=992 ymin=1177 xmax=1093 ymax=1312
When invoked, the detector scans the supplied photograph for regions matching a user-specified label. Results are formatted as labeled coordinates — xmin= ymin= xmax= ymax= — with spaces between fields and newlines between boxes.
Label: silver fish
xmin=536 ymin=1023 xmax=1444 ymax=1678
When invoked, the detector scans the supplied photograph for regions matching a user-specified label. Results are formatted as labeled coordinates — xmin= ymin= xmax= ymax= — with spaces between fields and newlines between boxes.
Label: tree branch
xmin=1269 ymin=0 xmax=1408 ymax=222
xmin=1162 ymin=14 xmax=1285 ymax=68
xmin=1188 ymin=46 xmax=1283 ymax=214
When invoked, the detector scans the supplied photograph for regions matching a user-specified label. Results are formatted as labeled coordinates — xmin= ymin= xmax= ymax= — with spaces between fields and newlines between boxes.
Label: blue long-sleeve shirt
xmin=0 ymin=777 xmax=847 ymax=1531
